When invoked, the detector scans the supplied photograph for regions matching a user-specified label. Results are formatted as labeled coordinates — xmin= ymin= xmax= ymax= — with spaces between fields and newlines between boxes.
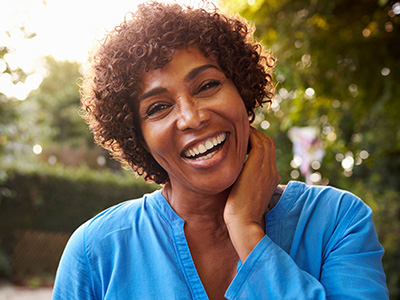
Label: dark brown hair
xmin=80 ymin=1 xmax=275 ymax=184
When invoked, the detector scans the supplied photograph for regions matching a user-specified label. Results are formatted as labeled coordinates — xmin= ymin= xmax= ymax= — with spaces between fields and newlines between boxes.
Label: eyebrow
xmin=138 ymin=64 xmax=221 ymax=102
xmin=138 ymin=87 xmax=168 ymax=102
xmin=184 ymin=64 xmax=220 ymax=82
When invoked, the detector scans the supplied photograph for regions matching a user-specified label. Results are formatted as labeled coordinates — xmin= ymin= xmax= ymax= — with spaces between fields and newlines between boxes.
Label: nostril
xmin=177 ymin=111 xmax=202 ymax=130
xmin=176 ymin=101 xmax=209 ymax=131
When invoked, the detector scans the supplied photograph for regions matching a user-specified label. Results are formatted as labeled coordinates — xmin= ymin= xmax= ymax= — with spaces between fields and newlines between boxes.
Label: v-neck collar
xmin=149 ymin=191 xmax=209 ymax=299
xmin=146 ymin=182 xmax=300 ymax=299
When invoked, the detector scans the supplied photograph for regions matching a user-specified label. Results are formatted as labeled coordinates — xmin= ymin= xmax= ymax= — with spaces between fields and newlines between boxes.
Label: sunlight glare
xmin=1 ymin=0 xmax=149 ymax=99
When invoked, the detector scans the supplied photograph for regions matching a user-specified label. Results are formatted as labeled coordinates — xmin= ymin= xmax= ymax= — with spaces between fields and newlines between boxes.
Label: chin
xmin=192 ymin=170 xmax=241 ymax=195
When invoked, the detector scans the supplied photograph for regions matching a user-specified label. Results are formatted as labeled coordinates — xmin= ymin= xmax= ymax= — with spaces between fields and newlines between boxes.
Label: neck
xmin=162 ymin=181 xmax=235 ymax=254
xmin=162 ymin=181 xmax=230 ymax=230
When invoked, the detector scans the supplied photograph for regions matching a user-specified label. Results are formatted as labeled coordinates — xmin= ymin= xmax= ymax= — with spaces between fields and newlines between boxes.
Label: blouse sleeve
xmin=52 ymin=223 xmax=95 ymax=300
xmin=225 ymin=199 xmax=388 ymax=299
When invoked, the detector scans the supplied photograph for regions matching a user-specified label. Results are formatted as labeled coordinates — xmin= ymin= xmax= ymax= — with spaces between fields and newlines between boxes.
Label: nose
xmin=176 ymin=96 xmax=209 ymax=131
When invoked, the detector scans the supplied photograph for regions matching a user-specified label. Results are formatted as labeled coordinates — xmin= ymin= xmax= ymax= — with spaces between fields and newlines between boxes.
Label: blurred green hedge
xmin=0 ymin=163 xmax=158 ymax=233
xmin=0 ymin=163 xmax=158 ymax=278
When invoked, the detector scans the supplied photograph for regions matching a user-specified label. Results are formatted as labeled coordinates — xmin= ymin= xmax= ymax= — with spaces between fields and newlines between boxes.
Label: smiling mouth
xmin=183 ymin=133 xmax=227 ymax=160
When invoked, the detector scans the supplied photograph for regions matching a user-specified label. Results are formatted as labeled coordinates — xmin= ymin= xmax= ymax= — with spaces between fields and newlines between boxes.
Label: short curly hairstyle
xmin=80 ymin=1 xmax=275 ymax=184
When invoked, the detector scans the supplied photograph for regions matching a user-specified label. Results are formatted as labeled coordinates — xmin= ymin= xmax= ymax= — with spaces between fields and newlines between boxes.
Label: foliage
xmin=0 ymin=161 xmax=158 ymax=277
xmin=0 ymin=25 xmax=39 ymax=163
xmin=28 ymin=56 xmax=93 ymax=147
xmin=220 ymin=0 xmax=400 ymax=297
xmin=25 ymin=57 xmax=125 ymax=170
xmin=1 ymin=55 xmax=120 ymax=170
xmin=0 ymin=161 xmax=158 ymax=234
xmin=0 ymin=46 xmax=26 ymax=161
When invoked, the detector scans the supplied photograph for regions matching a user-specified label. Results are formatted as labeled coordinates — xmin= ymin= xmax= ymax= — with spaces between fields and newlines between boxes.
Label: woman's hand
xmin=224 ymin=127 xmax=280 ymax=262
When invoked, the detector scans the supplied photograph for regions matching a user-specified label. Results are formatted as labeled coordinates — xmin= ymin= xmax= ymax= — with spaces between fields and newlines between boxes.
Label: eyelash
xmin=145 ymin=80 xmax=222 ymax=117
xmin=146 ymin=103 xmax=169 ymax=117
xmin=197 ymin=80 xmax=221 ymax=94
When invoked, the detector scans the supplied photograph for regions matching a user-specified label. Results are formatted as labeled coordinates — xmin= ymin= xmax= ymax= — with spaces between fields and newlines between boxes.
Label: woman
xmin=52 ymin=2 xmax=388 ymax=299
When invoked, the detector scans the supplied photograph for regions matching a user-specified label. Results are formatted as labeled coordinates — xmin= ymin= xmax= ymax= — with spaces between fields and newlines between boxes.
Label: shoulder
xmin=89 ymin=189 xmax=162 ymax=233
xmin=276 ymin=182 xmax=380 ymax=257
xmin=66 ymin=190 xmax=162 ymax=249
xmin=287 ymin=181 xmax=368 ymax=213
xmin=280 ymin=181 xmax=372 ymax=233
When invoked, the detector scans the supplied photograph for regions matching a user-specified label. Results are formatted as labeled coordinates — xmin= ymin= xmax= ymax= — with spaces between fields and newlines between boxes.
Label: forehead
xmin=140 ymin=47 xmax=219 ymax=89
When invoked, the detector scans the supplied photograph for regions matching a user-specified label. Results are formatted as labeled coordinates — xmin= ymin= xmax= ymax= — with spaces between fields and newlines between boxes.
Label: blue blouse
xmin=52 ymin=181 xmax=388 ymax=299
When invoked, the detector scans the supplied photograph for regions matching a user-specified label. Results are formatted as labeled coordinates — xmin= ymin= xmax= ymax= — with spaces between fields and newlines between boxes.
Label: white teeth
xmin=205 ymin=140 xmax=213 ymax=150
xmin=195 ymin=152 xmax=214 ymax=160
xmin=198 ymin=144 xmax=207 ymax=153
xmin=184 ymin=133 xmax=227 ymax=158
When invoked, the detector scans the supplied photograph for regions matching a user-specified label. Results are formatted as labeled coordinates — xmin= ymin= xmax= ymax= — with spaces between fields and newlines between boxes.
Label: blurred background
xmin=1 ymin=0 xmax=399 ymax=298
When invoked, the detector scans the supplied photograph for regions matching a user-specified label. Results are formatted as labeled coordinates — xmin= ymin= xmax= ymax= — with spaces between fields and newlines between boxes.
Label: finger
xmin=248 ymin=128 xmax=280 ymax=185
xmin=246 ymin=128 xmax=265 ymax=168
xmin=248 ymin=128 xmax=276 ymax=167
xmin=250 ymin=127 xmax=276 ymax=149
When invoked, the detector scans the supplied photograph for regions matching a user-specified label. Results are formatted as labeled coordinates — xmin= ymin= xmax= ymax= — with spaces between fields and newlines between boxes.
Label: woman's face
xmin=138 ymin=47 xmax=250 ymax=195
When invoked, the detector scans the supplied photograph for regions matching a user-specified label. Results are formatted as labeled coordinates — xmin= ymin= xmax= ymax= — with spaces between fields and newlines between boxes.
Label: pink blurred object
xmin=288 ymin=127 xmax=325 ymax=185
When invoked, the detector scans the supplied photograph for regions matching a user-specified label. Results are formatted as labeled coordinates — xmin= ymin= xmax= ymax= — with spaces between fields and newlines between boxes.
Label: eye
xmin=146 ymin=103 xmax=169 ymax=117
xmin=196 ymin=80 xmax=221 ymax=94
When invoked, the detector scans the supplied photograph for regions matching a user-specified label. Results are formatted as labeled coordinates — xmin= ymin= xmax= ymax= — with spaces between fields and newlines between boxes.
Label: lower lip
xmin=182 ymin=134 xmax=229 ymax=169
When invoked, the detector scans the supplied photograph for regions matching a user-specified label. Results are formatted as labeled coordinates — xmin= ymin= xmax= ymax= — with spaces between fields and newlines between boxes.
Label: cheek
xmin=229 ymin=89 xmax=249 ymax=122
xmin=140 ymin=124 xmax=164 ymax=158
xmin=241 ymin=122 xmax=250 ymax=156
xmin=141 ymin=124 xmax=175 ymax=171
xmin=144 ymin=132 xmax=164 ymax=156
xmin=139 ymin=123 xmax=152 ymax=151
xmin=232 ymin=99 xmax=250 ymax=130
xmin=238 ymin=103 xmax=250 ymax=147
xmin=225 ymin=98 xmax=250 ymax=151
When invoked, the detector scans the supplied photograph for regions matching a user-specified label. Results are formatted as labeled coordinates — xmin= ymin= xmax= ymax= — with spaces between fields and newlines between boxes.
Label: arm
xmin=320 ymin=201 xmax=388 ymax=299
xmin=226 ymin=235 xmax=327 ymax=299
xmin=223 ymin=127 xmax=280 ymax=262
xmin=225 ymin=199 xmax=388 ymax=299
xmin=52 ymin=224 xmax=95 ymax=300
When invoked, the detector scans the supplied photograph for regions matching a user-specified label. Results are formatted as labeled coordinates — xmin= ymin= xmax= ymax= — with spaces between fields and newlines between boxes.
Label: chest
xmin=189 ymin=243 xmax=239 ymax=300
xmin=95 ymin=226 xmax=241 ymax=300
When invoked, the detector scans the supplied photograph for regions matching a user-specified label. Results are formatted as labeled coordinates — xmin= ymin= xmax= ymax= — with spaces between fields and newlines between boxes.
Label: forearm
xmin=225 ymin=189 xmax=389 ymax=300
xmin=225 ymin=235 xmax=327 ymax=300
xmin=224 ymin=128 xmax=279 ymax=261
xmin=225 ymin=220 xmax=265 ymax=262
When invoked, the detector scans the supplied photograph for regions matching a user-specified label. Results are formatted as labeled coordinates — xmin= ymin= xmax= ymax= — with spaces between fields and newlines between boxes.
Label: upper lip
xmin=182 ymin=132 xmax=227 ymax=158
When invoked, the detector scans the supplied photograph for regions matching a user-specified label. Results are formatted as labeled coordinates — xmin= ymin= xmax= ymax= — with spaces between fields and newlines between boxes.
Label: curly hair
xmin=80 ymin=1 xmax=275 ymax=184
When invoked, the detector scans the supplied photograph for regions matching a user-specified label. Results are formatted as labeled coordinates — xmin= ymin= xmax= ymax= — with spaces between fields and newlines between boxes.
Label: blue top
xmin=52 ymin=181 xmax=388 ymax=299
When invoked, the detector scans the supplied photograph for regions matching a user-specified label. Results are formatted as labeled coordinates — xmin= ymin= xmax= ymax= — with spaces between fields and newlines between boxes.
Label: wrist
xmin=224 ymin=214 xmax=265 ymax=232
xmin=225 ymin=221 xmax=265 ymax=262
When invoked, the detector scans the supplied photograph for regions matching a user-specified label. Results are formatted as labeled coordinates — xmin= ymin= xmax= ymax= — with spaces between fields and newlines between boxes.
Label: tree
xmin=0 ymin=27 xmax=38 ymax=278
xmin=28 ymin=57 xmax=91 ymax=147
xmin=26 ymin=57 xmax=119 ymax=169
xmin=0 ymin=39 xmax=37 ymax=164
